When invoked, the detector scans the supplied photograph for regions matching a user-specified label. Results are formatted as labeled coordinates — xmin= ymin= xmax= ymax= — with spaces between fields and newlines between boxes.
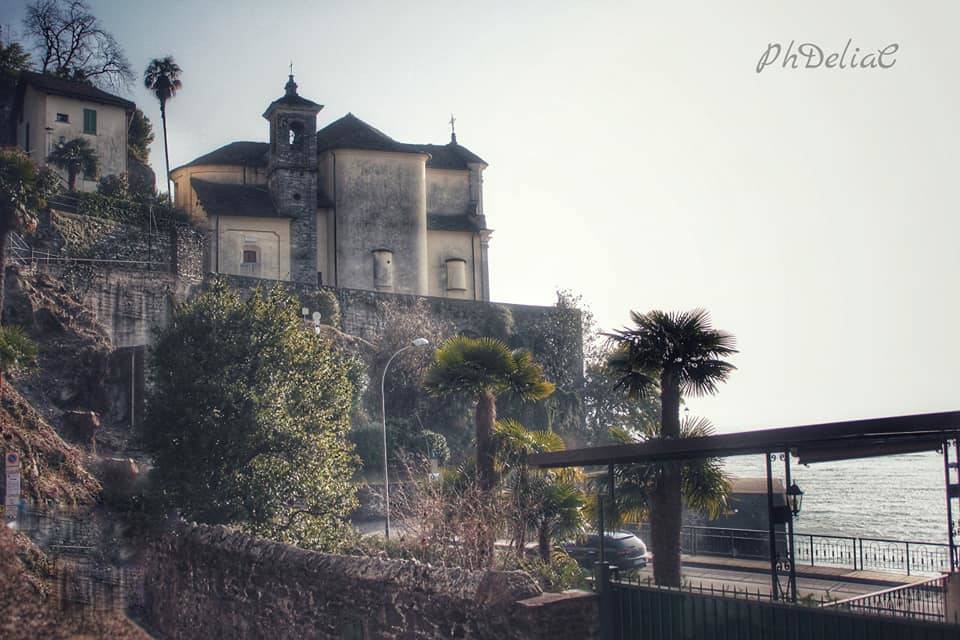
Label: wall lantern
xmin=786 ymin=482 xmax=804 ymax=517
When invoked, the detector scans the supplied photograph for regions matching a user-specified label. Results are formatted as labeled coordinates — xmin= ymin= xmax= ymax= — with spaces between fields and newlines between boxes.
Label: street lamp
xmin=381 ymin=337 xmax=430 ymax=540
xmin=786 ymin=481 xmax=804 ymax=517
xmin=301 ymin=307 xmax=322 ymax=335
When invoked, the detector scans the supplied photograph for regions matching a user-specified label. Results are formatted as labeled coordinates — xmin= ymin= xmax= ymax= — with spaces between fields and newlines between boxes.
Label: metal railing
xmin=606 ymin=577 xmax=960 ymax=639
xmin=630 ymin=523 xmax=952 ymax=576
xmin=824 ymin=575 xmax=951 ymax=623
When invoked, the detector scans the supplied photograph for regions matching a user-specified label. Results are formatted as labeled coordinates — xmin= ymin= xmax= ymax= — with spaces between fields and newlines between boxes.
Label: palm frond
xmin=0 ymin=325 xmax=37 ymax=373
xmin=508 ymin=349 xmax=556 ymax=402
xmin=422 ymin=335 xmax=515 ymax=397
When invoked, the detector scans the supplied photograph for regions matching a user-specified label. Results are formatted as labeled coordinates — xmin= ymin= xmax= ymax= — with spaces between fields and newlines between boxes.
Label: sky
xmin=2 ymin=1 xmax=958 ymax=433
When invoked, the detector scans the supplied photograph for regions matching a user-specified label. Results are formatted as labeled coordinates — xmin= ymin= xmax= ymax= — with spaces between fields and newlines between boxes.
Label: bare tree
xmin=23 ymin=0 xmax=133 ymax=90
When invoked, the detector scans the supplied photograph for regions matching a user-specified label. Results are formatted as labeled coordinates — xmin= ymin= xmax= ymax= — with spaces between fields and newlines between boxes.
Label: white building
xmin=171 ymin=75 xmax=492 ymax=301
xmin=14 ymin=72 xmax=135 ymax=192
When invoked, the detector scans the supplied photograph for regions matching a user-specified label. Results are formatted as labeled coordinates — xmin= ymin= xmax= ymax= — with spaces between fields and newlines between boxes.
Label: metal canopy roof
xmin=528 ymin=411 xmax=960 ymax=468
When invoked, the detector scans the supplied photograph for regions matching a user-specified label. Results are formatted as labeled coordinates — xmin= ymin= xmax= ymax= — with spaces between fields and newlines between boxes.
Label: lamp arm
xmin=381 ymin=344 xmax=412 ymax=540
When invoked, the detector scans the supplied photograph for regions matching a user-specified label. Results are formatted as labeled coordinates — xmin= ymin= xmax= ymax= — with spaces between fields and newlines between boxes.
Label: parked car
xmin=562 ymin=531 xmax=649 ymax=570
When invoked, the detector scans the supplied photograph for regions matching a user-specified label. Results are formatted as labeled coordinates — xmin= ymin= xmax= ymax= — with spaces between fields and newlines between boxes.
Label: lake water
xmin=722 ymin=451 xmax=951 ymax=543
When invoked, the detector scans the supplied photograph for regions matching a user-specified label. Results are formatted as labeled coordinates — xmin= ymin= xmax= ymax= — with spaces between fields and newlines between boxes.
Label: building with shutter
xmin=11 ymin=72 xmax=135 ymax=192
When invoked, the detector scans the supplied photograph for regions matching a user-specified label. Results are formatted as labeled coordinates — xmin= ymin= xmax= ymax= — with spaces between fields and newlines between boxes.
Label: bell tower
xmin=263 ymin=73 xmax=323 ymax=284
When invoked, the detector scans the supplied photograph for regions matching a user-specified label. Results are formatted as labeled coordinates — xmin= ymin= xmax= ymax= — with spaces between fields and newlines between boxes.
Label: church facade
xmin=171 ymin=75 xmax=491 ymax=301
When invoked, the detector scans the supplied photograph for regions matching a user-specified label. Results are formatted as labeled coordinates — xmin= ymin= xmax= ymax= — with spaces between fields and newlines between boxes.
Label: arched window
xmin=289 ymin=121 xmax=304 ymax=146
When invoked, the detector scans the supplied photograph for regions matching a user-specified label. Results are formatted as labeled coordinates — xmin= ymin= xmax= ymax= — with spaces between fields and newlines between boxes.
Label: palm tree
xmin=424 ymin=336 xmax=555 ymax=494
xmin=606 ymin=309 xmax=736 ymax=587
xmin=144 ymin=56 xmax=182 ymax=201
xmin=0 ymin=148 xmax=48 ymax=320
xmin=493 ymin=419 xmax=587 ymax=562
xmin=528 ymin=474 xmax=586 ymax=562
xmin=47 ymin=138 xmax=98 ymax=192
xmin=599 ymin=416 xmax=729 ymax=525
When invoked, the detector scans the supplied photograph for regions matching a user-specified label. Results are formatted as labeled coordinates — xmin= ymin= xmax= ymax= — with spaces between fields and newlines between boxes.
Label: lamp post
xmin=381 ymin=337 xmax=429 ymax=540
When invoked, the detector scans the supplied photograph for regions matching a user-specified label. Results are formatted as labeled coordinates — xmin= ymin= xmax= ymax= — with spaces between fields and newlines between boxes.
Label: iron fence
xmin=608 ymin=579 xmax=960 ymax=640
xmin=823 ymin=575 xmax=953 ymax=624
xmin=630 ymin=523 xmax=951 ymax=576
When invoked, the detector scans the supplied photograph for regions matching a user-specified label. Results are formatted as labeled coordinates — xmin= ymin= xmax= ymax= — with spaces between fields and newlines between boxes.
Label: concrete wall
xmin=427 ymin=229 xmax=478 ymax=299
xmin=426 ymin=168 xmax=471 ymax=214
xmin=144 ymin=523 xmax=598 ymax=640
xmin=211 ymin=215 xmax=291 ymax=281
xmin=333 ymin=149 xmax=429 ymax=295
xmin=18 ymin=86 xmax=128 ymax=191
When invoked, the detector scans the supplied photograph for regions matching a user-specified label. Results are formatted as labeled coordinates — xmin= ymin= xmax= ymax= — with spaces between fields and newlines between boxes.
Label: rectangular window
xmin=242 ymin=249 xmax=258 ymax=264
xmin=83 ymin=108 xmax=97 ymax=134
xmin=55 ymin=113 xmax=69 ymax=123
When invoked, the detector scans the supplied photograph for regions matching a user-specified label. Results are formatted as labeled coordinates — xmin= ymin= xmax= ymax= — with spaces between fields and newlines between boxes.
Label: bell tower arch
xmin=263 ymin=73 xmax=323 ymax=284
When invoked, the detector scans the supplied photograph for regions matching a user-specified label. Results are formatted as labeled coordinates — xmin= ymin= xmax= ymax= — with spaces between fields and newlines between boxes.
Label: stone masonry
xmin=265 ymin=74 xmax=322 ymax=285
xmin=144 ymin=522 xmax=599 ymax=640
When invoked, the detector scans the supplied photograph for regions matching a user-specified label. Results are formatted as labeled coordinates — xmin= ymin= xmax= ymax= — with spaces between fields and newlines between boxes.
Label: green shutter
xmin=83 ymin=109 xmax=97 ymax=134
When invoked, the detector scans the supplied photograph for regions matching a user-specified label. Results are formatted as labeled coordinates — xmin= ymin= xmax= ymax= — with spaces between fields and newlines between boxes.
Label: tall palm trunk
xmin=653 ymin=373 xmax=684 ymax=586
xmin=660 ymin=369 xmax=681 ymax=438
xmin=475 ymin=390 xmax=498 ymax=566
xmin=515 ymin=466 xmax=529 ymax=551
xmin=475 ymin=390 xmax=497 ymax=492
xmin=160 ymin=99 xmax=172 ymax=202
xmin=651 ymin=466 xmax=683 ymax=586
xmin=538 ymin=522 xmax=551 ymax=562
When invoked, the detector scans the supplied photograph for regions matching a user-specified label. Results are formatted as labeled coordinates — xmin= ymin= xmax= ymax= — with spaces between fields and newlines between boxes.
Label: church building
xmin=171 ymin=75 xmax=491 ymax=301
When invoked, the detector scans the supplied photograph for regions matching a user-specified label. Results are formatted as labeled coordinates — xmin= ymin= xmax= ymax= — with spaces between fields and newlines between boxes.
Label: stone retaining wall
xmin=143 ymin=523 xmax=598 ymax=640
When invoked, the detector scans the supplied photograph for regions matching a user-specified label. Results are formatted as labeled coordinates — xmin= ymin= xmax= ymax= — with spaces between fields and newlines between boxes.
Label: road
xmin=629 ymin=563 xmax=883 ymax=602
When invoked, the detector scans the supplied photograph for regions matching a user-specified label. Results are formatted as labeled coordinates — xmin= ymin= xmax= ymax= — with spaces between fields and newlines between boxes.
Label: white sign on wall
xmin=5 ymin=451 xmax=21 ymax=527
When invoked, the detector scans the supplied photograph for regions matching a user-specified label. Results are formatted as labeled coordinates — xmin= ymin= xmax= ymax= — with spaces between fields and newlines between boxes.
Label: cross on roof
xmin=449 ymin=113 xmax=456 ymax=134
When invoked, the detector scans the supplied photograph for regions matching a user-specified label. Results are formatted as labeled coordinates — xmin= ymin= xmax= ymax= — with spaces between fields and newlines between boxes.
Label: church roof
xmin=315 ymin=113 xmax=419 ymax=155
xmin=19 ymin=71 xmax=135 ymax=110
xmin=191 ymin=178 xmax=289 ymax=219
xmin=262 ymin=74 xmax=323 ymax=117
xmin=176 ymin=142 xmax=269 ymax=170
xmin=178 ymin=116 xmax=487 ymax=172
xmin=316 ymin=114 xmax=487 ymax=168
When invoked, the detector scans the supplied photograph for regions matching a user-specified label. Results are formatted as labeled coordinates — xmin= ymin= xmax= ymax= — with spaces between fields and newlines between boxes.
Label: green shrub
xmin=0 ymin=325 xmax=37 ymax=376
xmin=143 ymin=281 xmax=358 ymax=550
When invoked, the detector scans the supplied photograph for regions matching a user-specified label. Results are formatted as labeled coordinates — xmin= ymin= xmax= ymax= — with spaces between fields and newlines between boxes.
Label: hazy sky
xmin=3 ymin=1 xmax=957 ymax=433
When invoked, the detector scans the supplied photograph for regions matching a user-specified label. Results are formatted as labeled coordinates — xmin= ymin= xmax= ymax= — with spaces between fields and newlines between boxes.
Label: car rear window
xmin=610 ymin=535 xmax=645 ymax=549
